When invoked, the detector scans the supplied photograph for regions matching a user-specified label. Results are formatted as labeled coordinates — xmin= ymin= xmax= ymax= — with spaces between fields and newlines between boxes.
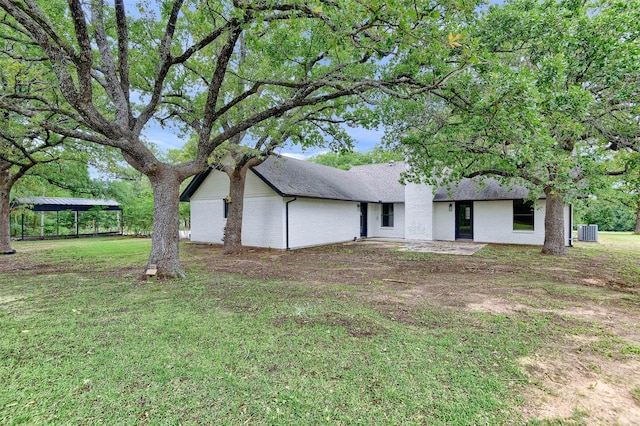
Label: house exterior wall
xmin=433 ymin=202 xmax=456 ymax=241
xmin=405 ymin=183 xmax=434 ymax=240
xmin=473 ymin=200 xmax=547 ymax=245
xmin=288 ymin=198 xmax=360 ymax=249
xmin=190 ymin=199 xmax=227 ymax=244
xmin=367 ymin=203 xmax=405 ymax=239
xmin=432 ymin=200 xmax=571 ymax=246
xmin=190 ymin=170 xmax=229 ymax=201
xmin=241 ymin=197 xmax=286 ymax=248
xmin=189 ymin=170 xmax=285 ymax=248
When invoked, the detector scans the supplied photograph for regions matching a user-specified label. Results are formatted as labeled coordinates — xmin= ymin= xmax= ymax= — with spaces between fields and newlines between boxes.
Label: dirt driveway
xmin=185 ymin=238 xmax=640 ymax=424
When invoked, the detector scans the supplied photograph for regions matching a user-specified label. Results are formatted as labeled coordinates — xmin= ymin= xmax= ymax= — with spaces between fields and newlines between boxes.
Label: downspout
xmin=568 ymin=204 xmax=573 ymax=247
xmin=285 ymin=197 xmax=297 ymax=250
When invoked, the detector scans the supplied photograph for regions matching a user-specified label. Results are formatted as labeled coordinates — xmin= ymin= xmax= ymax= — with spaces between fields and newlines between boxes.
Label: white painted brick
xmin=190 ymin=199 xmax=226 ymax=244
xmin=367 ymin=203 xmax=405 ymax=239
xmin=288 ymin=199 xmax=360 ymax=248
xmin=433 ymin=202 xmax=456 ymax=241
xmin=473 ymin=200 xmax=545 ymax=245
xmin=405 ymin=183 xmax=433 ymax=240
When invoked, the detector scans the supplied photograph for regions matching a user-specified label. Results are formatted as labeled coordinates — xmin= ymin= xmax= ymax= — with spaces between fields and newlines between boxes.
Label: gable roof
xmin=180 ymin=155 xmax=403 ymax=203
xmin=433 ymin=178 xmax=539 ymax=202
xmin=180 ymin=155 xmax=536 ymax=204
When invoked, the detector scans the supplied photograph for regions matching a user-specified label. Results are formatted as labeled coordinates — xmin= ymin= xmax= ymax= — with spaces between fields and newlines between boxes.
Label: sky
xmin=280 ymin=126 xmax=385 ymax=160
xmin=143 ymin=121 xmax=386 ymax=160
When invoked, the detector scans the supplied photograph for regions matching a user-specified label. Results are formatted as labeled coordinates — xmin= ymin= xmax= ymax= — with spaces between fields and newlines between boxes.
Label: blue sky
xmin=143 ymin=120 xmax=386 ymax=160
xmin=274 ymin=126 xmax=385 ymax=160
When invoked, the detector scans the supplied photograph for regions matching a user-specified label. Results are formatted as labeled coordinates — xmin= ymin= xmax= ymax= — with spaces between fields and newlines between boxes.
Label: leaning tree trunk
xmin=634 ymin=208 xmax=640 ymax=234
xmin=0 ymin=181 xmax=15 ymax=255
xmin=541 ymin=187 xmax=567 ymax=256
xmin=223 ymin=166 xmax=249 ymax=254
xmin=147 ymin=166 xmax=184 ymax=278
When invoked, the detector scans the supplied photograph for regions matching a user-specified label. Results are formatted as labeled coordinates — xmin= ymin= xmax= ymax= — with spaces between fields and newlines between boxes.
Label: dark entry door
xmin=360 ymin=203 xmax=368 ymax=237
xmin=455 ymin=202 xmax=473 ymax=240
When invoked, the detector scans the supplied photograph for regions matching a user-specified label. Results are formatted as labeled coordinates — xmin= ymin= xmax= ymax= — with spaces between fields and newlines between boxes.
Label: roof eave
xmin=180 ymin=169 xmax=212 ymax=202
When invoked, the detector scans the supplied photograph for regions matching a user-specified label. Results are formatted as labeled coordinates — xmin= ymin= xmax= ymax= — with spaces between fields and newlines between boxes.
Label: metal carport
xmin=11 ymin=197 xmax=122 ymax=240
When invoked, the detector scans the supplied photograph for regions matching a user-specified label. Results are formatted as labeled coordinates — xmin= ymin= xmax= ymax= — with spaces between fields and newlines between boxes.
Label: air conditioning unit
xmin=577 ymin=224 xmax=598 ymax=242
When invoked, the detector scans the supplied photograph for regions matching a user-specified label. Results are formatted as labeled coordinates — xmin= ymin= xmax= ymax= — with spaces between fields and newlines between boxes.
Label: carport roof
xmin=12 ymin=197 xmax=121 ymax=211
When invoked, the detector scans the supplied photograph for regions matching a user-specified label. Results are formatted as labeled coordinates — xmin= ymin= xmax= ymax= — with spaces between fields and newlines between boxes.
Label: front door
xmin=455 ymin=202 xmax=473 ymax=240
xmin=360 ymin=203 xmax=368 ymax=237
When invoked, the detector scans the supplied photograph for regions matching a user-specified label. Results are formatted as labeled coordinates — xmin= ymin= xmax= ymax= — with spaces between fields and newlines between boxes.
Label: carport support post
xmin=21 ymin=212 xmax=24 ymax=240
xmin=74 ymin=210 xmax=79 ymax=238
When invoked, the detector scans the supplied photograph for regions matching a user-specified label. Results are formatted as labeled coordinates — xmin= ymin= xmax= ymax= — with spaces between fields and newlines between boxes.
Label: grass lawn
xmin=1 ymin=235 xmax=639 ymax=424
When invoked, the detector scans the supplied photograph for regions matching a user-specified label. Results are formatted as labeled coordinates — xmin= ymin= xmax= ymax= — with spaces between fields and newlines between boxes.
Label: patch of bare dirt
xmin=462 ymin=298 xmax=636 ymax=424
xmin=519 ymin=349 xmax=640 ymax=424
xmin=183 ymin=240 xmax=640 ymax=423
xmin=0 ymin=295 xmax=25 ymax=305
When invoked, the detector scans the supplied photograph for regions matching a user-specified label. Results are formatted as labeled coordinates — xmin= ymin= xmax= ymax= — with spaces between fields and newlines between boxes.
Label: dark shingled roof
xmin=251 ymin=156 xmax=378 ymax=202
xmin=348 ymin=161 xmax=406 ymax=203
xmin=180 ymin=155 xmax=535 ymax=204
xmin=181 ymin=155 xmax=403 ymax=203
xmin=433 ymin=178 xmax=538 ymax=201
xmin=12 ymin=197 xmax=121 ymax=211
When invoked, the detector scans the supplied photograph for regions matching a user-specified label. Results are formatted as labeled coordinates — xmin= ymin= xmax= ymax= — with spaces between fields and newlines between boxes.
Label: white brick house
xmin=180 ymin=155 xmax=572 ymax=249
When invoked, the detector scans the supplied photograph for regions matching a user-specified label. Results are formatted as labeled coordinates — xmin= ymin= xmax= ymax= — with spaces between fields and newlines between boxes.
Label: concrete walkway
xmin=355 ymin=238 xmax=487 ymax=255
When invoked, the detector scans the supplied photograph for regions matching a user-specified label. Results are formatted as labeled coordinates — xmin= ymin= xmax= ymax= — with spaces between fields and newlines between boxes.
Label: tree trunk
xmin=634 ymin=208 xmax=640 ymax=235
xmin=147 ymin=167 xmax=184 ymax=278
xmin=0 ymin=181 xmax=16 ymax=255
xmin=223 ymin=166 xmax=248 ymax=254
xmin=541 ymin=187 xmax=567 ymax=256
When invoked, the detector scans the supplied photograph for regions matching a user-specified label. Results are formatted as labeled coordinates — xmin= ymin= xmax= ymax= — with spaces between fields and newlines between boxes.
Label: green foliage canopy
xmin=384 ymin=0 xmax=640 ymax=201
xmin=309 ymin=146 xmax=404 ymax=170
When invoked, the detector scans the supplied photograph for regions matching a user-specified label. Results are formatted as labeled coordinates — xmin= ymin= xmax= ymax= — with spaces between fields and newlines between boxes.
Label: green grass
xmin=27 ymin=236 xmax=151 ymax=268
xmin=1 ymin=234 xmax=638 ymax=424
xmin=575 ymin=232 xmax=640 ymax=285
xmin=0 ymin=270 xmax=538 ymax=424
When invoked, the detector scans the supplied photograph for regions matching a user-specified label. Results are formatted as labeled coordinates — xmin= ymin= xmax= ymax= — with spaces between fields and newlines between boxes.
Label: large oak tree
xmin=385 ymin=0 xmax=640 ymax=255
xmin=0 ymin=0 xmax=474 ymax=277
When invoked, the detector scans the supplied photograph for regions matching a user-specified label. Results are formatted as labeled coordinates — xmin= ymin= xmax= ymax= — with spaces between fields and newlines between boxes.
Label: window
xmin=513 ymin=200 xmax=534 ymax=231
xmin=223 ymin=198 xmax=230 ymax=219
xmin=381 ymin=203 xmax=394 ymax=227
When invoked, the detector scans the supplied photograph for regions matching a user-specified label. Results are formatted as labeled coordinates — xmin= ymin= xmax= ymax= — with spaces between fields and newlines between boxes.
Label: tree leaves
xmin=447 ymin=32 xmax=462 ymax=48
